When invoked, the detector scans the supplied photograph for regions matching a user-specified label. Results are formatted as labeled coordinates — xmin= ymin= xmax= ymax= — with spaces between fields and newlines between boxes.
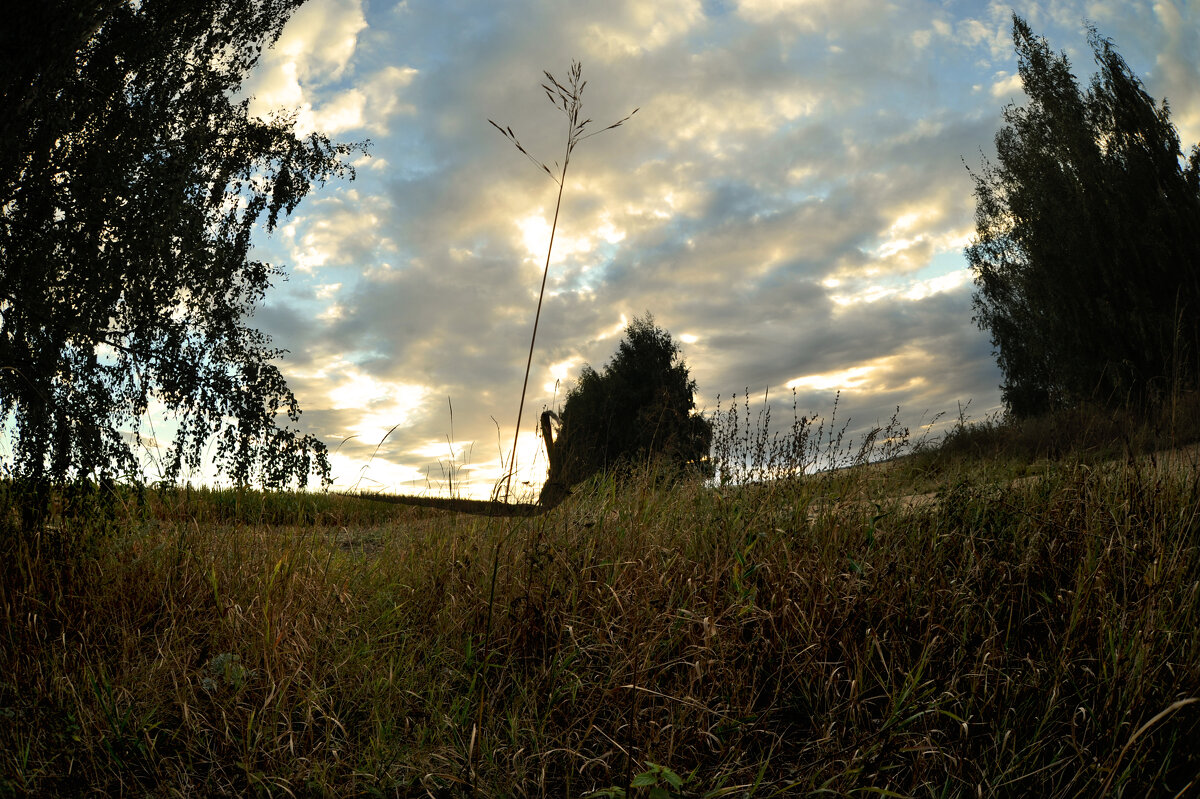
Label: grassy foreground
xmin=3 ymin=425 xmax=1200 ymax=796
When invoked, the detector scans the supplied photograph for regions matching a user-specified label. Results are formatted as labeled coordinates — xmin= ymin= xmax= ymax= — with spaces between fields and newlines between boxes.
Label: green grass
xmin=3 ymin=406 xmax=1200 ymax=797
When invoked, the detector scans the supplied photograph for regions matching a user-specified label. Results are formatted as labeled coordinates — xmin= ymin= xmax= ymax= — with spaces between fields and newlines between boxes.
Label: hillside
xmin=3 ymin=409 xmax=1200 ymax=797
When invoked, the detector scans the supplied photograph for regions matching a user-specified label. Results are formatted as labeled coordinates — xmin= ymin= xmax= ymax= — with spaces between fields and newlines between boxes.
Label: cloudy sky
xmin=232 ymin=0 xmax=1199 ymax=499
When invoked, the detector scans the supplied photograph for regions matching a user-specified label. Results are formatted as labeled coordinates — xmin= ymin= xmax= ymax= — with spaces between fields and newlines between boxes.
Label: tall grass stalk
xmin=490 ymin=61 xmax=635 ymax=502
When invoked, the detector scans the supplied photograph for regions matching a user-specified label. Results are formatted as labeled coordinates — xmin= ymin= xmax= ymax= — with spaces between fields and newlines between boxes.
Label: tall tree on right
xmin=967 ymin=15 xmax=1200 ymax=417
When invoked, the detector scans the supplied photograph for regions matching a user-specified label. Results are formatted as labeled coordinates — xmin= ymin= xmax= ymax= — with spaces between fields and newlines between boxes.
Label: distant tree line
xmin=968 ymin=15 xmax=1200 ymax=416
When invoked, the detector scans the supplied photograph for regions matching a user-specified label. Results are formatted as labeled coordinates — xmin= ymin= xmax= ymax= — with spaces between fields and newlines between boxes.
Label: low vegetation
xmin=4 ymin=398 xmax=1200 ymax=797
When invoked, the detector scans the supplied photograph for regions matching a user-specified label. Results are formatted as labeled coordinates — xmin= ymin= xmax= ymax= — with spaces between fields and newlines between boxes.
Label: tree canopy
xmin=540 ymin=315 xmax=712 ymax=504
xmin=0 ymin=1 xmax=360 ymax=489
xmin=967 ymin=15 xmax=1200 ymax=417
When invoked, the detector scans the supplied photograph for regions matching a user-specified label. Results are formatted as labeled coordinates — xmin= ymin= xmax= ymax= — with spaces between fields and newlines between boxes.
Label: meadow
xmin=2 ymin=397 xmax=1199 ymax=797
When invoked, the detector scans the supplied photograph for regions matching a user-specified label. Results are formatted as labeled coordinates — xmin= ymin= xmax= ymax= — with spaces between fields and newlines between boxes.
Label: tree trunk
xmin=538 ymin=410 xmax=570 ymax=506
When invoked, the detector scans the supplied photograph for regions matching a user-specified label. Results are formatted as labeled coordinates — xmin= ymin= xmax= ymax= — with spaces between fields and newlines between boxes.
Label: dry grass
xmin=3 ymin=405 xmax=1200 ymax=797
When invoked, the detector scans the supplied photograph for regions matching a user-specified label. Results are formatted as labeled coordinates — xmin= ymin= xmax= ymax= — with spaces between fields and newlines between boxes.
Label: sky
xmin=222 ymin=0 xmax=1200 ymax=499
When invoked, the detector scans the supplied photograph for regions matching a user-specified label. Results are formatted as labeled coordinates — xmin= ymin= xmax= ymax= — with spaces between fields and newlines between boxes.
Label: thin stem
xmin=490 ymin=61 xmax=634 ymax=503
xmin=503 ymin=139 xmax=571 ymax=503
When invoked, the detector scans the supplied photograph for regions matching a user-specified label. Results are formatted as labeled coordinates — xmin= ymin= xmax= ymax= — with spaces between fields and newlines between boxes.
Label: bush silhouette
xmin=540 ymin=315 xmax=711 ymax=505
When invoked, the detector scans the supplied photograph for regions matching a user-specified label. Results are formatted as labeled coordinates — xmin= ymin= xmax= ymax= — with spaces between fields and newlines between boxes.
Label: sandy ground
xmin=809 ymin=442 xmax=1200 ymax=520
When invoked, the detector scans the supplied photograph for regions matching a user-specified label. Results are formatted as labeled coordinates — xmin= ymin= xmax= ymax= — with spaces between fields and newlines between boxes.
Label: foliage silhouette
xmin=540 ymin=315 xmax=711 ymax=505
xmin=967 ymin=15 xmax=1200 ymax=417
xmin=0 ymin=1 xmax=361 ymax=494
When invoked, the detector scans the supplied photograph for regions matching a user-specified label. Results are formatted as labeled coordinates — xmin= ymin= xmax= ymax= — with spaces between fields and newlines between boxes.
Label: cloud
xmin=989 ymin=71 xmax=1024 ymax=98
xmin=278 ymin=188 xmax=395 ymax=272
xmin=275 ymin=0 xmax=366 ymax=79
xmin=582 ymin=0 xmax=706 ymax=59
xmin=1151 ymin=0 xmax=1200 ymax=145
xmin=734 ymin=0 xmax=875 ymax=30
xmin=233 ymin=0 xmax=1194 ymax=496
xmin=243 ymin=0 xmax=371 ymax=134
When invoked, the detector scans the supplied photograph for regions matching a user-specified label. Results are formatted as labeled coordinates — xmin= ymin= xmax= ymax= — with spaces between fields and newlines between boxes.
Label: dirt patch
xmin=812 ymin=442 xmax=1200 ymax=521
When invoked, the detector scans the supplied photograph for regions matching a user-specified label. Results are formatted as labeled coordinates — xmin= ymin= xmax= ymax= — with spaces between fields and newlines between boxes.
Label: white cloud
xmin=243 ymin=0 xmax=369 ymax=134
xmin=275 ymin=0 xmax=366 ymax=79
xmin=1152 ymin=0 xmax=1200 ymax=146
xmin=829 ymin=260 xmax=973 ymax=308
xmin=542 ymin=358 xmax=579 ymax=394
xmin=955 ymin=17 xmax=1009 ymax=63
xmin=280 ymin=190 xmax=393 ymax=272
xmin=902 ymin=268 xmax=972 ymax=301
xmin=735 ymin=0 xmax=836 ymax=28
xmin=363 ymin=66 xmax=419 ymax=125
xmin=990 ymin=71 xmax=1023 ymax=99
xmin=317 ymin=303 xmax=346 ymax=321
xmin=645 ymin=87 xmax=823 ymax=156
xmin=786 ymin=347 xmax=934 ymax=396
xmin=786 ymin=362 xmax=880 ymax=392
xmin=581 ymin=0 xmax=705 ymax=59
xmin=308 ymin=90 xmax=367 ymax=134
xmin=515 ymin=210 xmax=626 ymax=268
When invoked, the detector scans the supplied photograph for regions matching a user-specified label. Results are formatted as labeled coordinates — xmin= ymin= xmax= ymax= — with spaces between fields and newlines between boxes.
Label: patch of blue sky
xmin=701 ymin=0 xmax=734 ymax=19
xmin=782 ymin=182 xmax=834 ymax=206
xmin=917 ymin=249 xmax=971 ymax=283
xmin=552 ymin=241 xmax=624 ymax=296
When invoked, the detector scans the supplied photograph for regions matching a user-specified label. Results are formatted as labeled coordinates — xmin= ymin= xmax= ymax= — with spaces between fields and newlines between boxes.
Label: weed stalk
xmin=490 ymin=61 xmax=636 ymax=502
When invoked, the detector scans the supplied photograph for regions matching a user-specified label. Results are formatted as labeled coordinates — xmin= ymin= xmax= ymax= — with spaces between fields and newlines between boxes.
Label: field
xmin=3 ymin=404 xmax=1200 ymax=797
